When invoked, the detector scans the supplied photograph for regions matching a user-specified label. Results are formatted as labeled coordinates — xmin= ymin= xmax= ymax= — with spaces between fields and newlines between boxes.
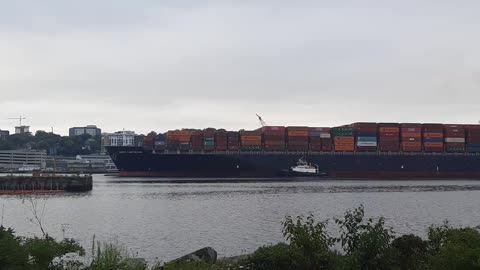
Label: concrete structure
xmin=15 ymin=126 xmax=30 ymax=134
xmin=0 ymin=174 xmax=92 ymax=193
xmin=101 ymin=131 xmax=136 ymax=153
xmin=0 ymin=130 xmax=9 ymax=140
xmin=0 ymin=150 xmax=47 ymax=171
xmin=69 ymin=125 xmax=101 ymax=137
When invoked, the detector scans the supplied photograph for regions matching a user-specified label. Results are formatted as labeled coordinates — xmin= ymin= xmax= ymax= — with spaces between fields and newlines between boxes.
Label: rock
xmin=174 ymin=247 xmax=218 ymax=264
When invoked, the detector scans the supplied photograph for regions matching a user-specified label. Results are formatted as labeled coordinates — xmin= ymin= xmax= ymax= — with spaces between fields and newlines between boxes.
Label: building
xmin=0 ymin=130 xmax=9 ymax=140
xmin=15 ymin=126 xmax=30 ymax=134
xmin=101 ymin=131 xmax=136 ymax=153
xmin=69 ymin=125 xmax=102 ymax=137
xmin=0 ymin=150 xmax=47 ymax=171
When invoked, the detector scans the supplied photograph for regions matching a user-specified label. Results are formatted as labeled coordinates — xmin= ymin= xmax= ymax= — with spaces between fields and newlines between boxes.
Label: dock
xmin=0 ymin=173 xmax=93 ymax=194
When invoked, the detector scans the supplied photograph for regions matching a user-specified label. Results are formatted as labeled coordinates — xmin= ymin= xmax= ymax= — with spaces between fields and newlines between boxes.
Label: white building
xmin=101 ymin=131 xmax=136 ymax=153
xmin=0 ymin=150 xmax=47 ymax=170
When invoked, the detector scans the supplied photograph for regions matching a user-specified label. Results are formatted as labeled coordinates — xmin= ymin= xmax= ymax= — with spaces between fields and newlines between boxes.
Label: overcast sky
xmin=1 ymin=0 xmax=479 ymax=135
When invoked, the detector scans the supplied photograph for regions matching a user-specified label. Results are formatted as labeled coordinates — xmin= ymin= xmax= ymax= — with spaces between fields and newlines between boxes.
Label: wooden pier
xmin=0 ymin=173 xmax=93 ymax=194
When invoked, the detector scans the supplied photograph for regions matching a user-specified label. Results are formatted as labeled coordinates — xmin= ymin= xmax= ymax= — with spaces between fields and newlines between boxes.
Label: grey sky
xmin=1 ymin=0 xmax=479 ymax=135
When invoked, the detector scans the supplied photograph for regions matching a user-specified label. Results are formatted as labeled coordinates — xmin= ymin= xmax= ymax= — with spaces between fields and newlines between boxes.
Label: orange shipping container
xmin=334 ymin=137 xmax=354 ymax=143
xmin=168 ymin=131 xmax=190 ymax=136
xmin=401 ymin=133 xmax=421 ymax=137
xmin=402 ymin=142 xmax=421 ymax=147
xmin=241 ymin=136 xmax=261 ymax=141
xmin=241 ymin=141 xmax=261 ymax=146
xmin=288 ymin=131 xmax=308 ymax=136
xmin=424 ymin=142 xmax=443 ymax=147
xmin=379 ymin=127 xmax=400 ymax=133
xmin=424 ymin=133 xmax=443 ymax=138
xmin=335 ymin=146 xmax=354 ymax=151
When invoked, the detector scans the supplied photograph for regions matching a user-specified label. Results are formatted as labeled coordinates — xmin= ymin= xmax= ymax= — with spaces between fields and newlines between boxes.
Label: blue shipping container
xmin=357 ymin=136 xmax=377 ymax=142
xmin=425 ymin=138 xmax=443 ymax=143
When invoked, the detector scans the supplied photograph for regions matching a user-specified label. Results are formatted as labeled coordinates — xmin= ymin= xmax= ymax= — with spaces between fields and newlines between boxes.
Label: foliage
xmin=0 ymin=226 xmax=84 ymax=270
xmin=0 ymin=130 xmax=101 ymax=156
xmin=283 ymin=214 xmax=336 ymax=269
xmin=162 ymin=260 xmax=210 ymax=270
xmin=391 ymin=234 xmax=428 ymax=270
xmin=424 ymin=226 xmax=480 ymax=270
xmin=88 ymin=241 xmax=147 ymax=270
xmin=249 ymin=243 xmax=292 ymax=270
xmin=334 ymin=205 xmax=395 ymax=270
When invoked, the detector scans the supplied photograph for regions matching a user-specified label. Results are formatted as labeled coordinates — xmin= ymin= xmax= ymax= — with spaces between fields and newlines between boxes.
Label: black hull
xmin=107 ymin=147 xmax=480 ymax=179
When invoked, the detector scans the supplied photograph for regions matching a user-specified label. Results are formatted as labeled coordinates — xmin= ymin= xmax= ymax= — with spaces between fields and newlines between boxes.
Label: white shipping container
xmin=320 ymin=133 xmax=331 ymax=138
xmin=445 ymin=138 xmax=465 ymax=143
xmin=356 ymin=142 xmax=377 ymax=147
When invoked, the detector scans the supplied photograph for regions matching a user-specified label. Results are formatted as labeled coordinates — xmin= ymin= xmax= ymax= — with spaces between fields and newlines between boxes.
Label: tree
xmin=391 ymin=234 xmax=428 ymax=270
xmin=335 ymin=205 xmax=395 ymax=270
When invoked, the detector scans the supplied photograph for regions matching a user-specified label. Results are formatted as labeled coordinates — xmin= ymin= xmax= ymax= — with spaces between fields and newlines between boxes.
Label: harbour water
xmin=1 ymin=175 xmax=480 ymax=262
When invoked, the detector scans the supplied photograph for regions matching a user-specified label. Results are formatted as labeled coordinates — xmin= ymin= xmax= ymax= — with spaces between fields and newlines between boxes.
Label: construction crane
xmin=256 ymin=114 xmax=267 ymax=127
xmin=8 ymin=116 xmax=26 ymax=126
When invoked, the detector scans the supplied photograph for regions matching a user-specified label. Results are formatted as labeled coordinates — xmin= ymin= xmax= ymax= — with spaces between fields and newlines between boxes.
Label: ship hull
xmin=107 ymin=147 xmax=480 ymax=179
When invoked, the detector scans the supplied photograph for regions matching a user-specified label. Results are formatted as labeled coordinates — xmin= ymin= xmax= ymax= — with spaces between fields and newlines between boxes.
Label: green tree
xmin=0 ymin=226 xmax=29 ymax=270
xmin=335 ymin=205 xmax=395 ymax=270
xmin=282 ymin=214 xmax=336 ymax=270
xmin=425 ymin=226 xmax=480 ymax=270
xmin=391 ymin=234 xmax=428 ymax=270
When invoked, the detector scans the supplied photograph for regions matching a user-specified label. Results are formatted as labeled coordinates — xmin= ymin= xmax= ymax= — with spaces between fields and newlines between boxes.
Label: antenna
xmin=8 ymin=115 xmax=26 ymax=126
xmin=256 ymin=114 xmax=267 ymax=127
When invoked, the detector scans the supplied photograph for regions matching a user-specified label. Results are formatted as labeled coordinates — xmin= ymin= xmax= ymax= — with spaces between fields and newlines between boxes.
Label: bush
xmin=425 ymin=227 xmax=480 ymax=270
xmin=250 ymin=243 xmax=292 ymax=270
xmin=391 ymin=234 xmax=428 ymax=270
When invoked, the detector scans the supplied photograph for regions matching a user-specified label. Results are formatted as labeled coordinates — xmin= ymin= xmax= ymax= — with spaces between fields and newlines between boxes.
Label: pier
xmin=0 ymin=173 xmax=93 ymax=194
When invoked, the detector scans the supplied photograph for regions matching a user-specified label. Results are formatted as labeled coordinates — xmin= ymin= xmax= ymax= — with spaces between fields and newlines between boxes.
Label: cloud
xmin=1 ymin=0 xmax=480 ymax=135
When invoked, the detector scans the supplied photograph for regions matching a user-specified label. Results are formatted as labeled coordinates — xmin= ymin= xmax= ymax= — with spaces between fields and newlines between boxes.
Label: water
xmin=1 ymin=175 xmax=480 ymax=262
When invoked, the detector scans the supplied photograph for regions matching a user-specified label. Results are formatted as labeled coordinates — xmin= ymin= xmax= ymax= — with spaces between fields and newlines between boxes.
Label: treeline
xmin=0 ymin=131 xmax=101 ymax=156
xmin=1 ymin=206 xmax=480 ymax=269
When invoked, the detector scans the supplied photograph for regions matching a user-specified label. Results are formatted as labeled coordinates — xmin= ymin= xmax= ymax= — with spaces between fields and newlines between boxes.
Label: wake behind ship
xmin=106 ymin=122 xmax=480 ymax=179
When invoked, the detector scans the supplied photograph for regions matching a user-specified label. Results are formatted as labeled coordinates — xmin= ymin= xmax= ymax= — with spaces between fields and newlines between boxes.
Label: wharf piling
xmin=0 ymin=173 xmax=93 ymax=194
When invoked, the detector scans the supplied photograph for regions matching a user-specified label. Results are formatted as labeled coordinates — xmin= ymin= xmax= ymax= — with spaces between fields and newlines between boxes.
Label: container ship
xmin=106 ymin=123 xmax=480 ymax=179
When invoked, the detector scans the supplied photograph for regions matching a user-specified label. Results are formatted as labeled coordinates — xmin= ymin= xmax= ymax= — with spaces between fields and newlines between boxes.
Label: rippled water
xmin=1 ymin=175 xmax=480 ymax=262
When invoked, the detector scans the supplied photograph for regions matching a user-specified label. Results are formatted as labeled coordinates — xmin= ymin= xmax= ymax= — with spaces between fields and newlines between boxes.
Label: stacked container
xmin=263 ymin=126 xmax=286 ymax=151
xmin=423 ymin=124 xmax=444 ymax=152
xmin=444 ymin=125 xmax=465 ymax=153
xmin=308 ymin=127 xmax=329 ymax=152
xmin=401 ymin=124 xmax=422 ymax=152
xmin=466 ymin=125 xmax=480 ymax=152
xmin=227 ymin=131 xmax=240 ymax=151
xmin=287 ymin=127 xmax=309 ymax=152
xmin=154 ymin=134 xmax=166 ymax=151
xmin=378 ymin=123 xmax=400 ymax=152
xmin=190 ymin=130 xmax=204 ymax=152
xmin=167 ymin=130 xmax=190 ymax=151
xmin=215 ymin=129 xmax=228 ymax=151
xmin=333 ymin=126 xmax=354 ymax=152
xmin=143 ymin=136 xmax=155 ymax=150
xmin=240 ymin=130 xmax=262 ymax=151
xmin=203 ymin=129 xmax=216 ymax=152
xmin=320 ymin=128 xmax=333 ymax=151
xmin=354 ymin=123 xmax=377 ymax=152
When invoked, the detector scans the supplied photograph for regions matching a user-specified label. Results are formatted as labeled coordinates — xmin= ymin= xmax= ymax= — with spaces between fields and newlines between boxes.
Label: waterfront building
xmin=0 ymin=150 xmax=47 ymax=171
xmin=69 ymin=125 xmax=102 ymax=137
xmin=0 ymin=130 xmax=9 ymax=140
xmin=15 ymin=126 xmax=30 ymax=134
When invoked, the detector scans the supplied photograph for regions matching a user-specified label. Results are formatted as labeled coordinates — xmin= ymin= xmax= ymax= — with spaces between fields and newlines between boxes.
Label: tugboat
xmin=288 ymin=158 xmax=322 ymax=176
